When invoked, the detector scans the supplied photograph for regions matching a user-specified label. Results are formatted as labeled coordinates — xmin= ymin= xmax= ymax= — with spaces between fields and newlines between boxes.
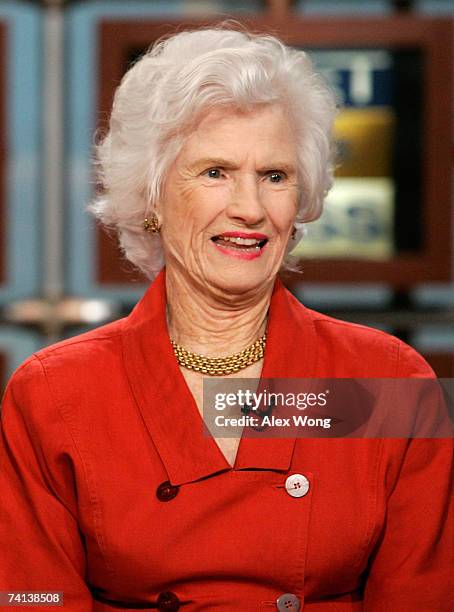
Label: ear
xmin=153 ymin=193 xmax=166 ymax=224
xmin=145 ymin=195 xmax=163 ymax=227
xmin=153 ymin=205 xmax=163 ymax=225
xmin=285 ymin=222 xmax=305 ymax=255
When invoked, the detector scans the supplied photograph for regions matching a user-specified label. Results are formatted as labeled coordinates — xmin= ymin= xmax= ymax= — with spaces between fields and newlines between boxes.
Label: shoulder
xmin=311 ymin=309 xmax=434 ymax=377
xmin=36 ymin=316 xmax=124 ymax=363
xmin=287 ymin=290 xmax=434 ymax=377
xmin=5 ymin=317 xmax=127 ymax=401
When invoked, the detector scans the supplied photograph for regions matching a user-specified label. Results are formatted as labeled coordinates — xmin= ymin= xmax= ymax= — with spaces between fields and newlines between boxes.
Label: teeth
xmin=219 ymin=236 xmax=262 ymax=246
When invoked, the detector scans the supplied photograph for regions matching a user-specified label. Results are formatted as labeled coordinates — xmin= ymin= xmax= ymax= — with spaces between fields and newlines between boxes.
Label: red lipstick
xmin=211 ymin=231 xmax=268 ymax=261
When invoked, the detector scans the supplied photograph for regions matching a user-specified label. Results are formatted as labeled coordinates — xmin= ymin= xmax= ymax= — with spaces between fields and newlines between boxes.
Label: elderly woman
xmin=0 ymin=26 xmax=453 ymax=612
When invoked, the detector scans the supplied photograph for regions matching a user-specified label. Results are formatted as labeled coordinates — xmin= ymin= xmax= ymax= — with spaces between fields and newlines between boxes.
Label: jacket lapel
xmin=234 ymin=277 xmax=319 ymax=471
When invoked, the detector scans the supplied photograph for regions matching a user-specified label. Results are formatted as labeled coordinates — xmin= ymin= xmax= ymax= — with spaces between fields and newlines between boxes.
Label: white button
xmin=285 ymin=473 xmax=310 ymax=498
xmin=276 ymin=593 xmax=300 ymax=610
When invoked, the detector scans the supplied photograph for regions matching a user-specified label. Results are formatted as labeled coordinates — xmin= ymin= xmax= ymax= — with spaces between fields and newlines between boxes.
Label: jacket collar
xmin=121 ymin=269 xmax=318 ymax=485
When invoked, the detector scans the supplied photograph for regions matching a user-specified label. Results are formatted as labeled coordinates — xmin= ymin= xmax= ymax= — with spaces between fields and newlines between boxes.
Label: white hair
xmin=88 ymin=25 xmax=338 ymax=280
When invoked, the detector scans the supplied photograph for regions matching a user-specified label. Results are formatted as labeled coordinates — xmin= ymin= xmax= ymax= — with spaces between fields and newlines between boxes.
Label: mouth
xmin=210 ymin=233 xmax=268 ymax=254
xmin=210 ymin=232 xmax=269 ymax=262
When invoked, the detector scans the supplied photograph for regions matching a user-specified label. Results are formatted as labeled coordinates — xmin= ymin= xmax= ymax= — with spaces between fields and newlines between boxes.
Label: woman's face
xmin=157 ymin=104 xmax=300 ymax=296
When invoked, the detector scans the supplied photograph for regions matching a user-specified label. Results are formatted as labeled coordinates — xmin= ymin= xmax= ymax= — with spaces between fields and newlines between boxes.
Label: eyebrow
xmin=192 ymin=157 xmax=297 ymax=175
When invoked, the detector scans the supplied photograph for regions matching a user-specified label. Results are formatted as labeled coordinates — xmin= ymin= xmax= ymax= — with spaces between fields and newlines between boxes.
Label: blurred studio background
xmin=0 ymin=0 xmax=453 ymax=388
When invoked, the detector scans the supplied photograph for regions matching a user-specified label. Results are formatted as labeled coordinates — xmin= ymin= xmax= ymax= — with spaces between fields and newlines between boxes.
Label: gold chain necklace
xmin=170 ymin=333 xmax=267 ymax=376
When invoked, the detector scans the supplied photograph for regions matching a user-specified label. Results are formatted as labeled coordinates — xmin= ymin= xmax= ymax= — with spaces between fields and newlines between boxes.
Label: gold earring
xmin=144 ymin=215 xmax=160 ymax=233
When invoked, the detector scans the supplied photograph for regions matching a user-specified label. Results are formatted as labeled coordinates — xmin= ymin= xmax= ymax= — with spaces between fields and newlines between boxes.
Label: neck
xmin=165 ymin=268 xmax=274 ymax=357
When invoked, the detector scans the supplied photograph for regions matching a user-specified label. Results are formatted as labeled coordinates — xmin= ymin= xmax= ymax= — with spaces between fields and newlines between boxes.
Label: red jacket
xmin=1 ymin=270 xmax=453 ymax=611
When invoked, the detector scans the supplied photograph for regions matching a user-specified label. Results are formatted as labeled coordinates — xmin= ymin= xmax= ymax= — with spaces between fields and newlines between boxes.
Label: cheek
xmin=165 ymin=184 xmax=227 ymax=231
xmin=162 ymin=202 xmax=220 ymax=258
xmin=185 ymin=188 xmax=229 ymax=232
xmin=266 ymin=196 xmax=298 ymax=234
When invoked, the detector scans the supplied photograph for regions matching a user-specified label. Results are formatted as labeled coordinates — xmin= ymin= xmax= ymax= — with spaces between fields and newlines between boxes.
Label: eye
xmin=268 ymin=171 xmax=286 ymax=183
xmin=204 ymin=168 xmax=222 ymax=179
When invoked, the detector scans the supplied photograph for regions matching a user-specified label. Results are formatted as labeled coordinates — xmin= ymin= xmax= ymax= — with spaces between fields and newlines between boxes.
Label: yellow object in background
xmin=335 ymin=107 xmax=395 ymax=177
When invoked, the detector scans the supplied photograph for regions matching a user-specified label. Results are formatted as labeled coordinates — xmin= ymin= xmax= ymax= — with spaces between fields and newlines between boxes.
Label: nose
xmin=226 ymin=175 xmax=266 ymax=226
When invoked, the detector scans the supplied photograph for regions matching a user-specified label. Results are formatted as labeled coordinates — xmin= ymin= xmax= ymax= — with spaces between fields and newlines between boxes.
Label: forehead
xmin=179 ymin=104 xmax=297 ymax=163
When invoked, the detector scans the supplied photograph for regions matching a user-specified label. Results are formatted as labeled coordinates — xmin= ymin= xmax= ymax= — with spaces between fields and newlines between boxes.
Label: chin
xmin=207 ymin=267 xmax=276 ymax=296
